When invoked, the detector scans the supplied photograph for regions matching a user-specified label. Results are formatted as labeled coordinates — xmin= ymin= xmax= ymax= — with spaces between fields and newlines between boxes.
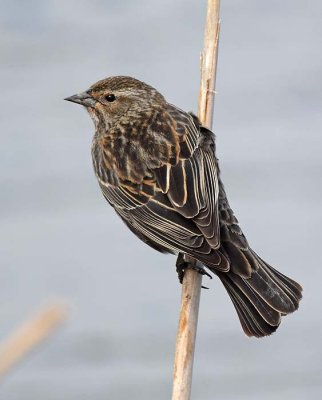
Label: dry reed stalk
xmin=0 ymin=303 xmax=68 ymax=377
xmin=171 ymin=1 xmax=221 ymax=399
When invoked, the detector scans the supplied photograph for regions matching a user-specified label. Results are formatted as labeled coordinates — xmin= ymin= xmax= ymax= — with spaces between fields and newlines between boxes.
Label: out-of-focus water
xmin=1 ymin=1 xmax=321 ymax=399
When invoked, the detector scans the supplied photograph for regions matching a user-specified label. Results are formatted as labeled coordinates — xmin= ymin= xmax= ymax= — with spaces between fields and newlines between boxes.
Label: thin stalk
xmin=171 ymin=1 xmax=221 ymax=399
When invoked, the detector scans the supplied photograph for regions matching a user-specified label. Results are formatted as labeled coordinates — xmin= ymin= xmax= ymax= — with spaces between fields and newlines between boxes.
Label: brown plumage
xmin=65 ymin=76 xmax=302 ymax=337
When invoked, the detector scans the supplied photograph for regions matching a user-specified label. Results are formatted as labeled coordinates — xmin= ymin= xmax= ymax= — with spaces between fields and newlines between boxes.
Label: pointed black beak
xmin=64 ymin=91 xmax=97 ymax=107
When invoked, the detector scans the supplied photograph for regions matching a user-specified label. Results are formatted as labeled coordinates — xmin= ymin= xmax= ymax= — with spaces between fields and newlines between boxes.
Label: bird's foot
xmin=176 ymin=254 xmax=212 ymax=288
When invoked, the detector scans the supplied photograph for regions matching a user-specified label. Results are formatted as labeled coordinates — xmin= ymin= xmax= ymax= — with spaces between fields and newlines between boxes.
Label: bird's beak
xmin=64 ymin=91 xmax=97 ymax=107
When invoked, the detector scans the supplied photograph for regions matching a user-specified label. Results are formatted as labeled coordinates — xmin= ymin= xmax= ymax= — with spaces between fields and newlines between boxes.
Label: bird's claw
xmin=176 ymin=254 xmax=212 ymax=286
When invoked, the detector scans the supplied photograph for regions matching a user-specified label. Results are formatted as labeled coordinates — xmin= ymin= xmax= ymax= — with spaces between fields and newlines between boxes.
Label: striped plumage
xmin=66 ymin=76 xmax=302 ymax=337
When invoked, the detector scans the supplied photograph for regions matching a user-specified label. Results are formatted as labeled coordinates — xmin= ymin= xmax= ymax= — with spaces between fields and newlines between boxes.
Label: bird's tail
xmin=214 ymin=252 xmax=302 ymax=337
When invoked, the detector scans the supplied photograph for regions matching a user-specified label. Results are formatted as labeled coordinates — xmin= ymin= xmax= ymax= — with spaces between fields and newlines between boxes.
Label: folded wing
xmin=93 ymin=104 xmax=229 ymax=271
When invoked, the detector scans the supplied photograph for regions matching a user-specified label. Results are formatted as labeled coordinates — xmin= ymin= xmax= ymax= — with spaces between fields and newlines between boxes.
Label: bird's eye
xmin=105 ymin=94 xmax=116 ymax=102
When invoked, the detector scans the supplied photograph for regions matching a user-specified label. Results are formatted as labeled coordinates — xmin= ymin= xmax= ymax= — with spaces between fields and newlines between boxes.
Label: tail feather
xmin=212 ymin=252 xmax=303 ymax=338
xmin=213 ymin=179 xmax=302 ymax=337
xmin=224 ymin=270 xmax=281 ymax=325
xmin=245 ymin=255 xmax=297 ymax=314
xmin=259 ymin=259 xmax=303 ymax=305
xmin=221 ymin=274 xmax=279 ymax=337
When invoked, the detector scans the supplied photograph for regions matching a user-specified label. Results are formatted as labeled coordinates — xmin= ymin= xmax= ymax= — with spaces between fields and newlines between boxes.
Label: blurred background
xmin=1 ymin=0 xmax=321 ymax=398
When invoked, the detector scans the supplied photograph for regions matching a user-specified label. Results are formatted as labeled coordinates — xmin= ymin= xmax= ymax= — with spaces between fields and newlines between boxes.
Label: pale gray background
xmin=1 ymin=0 xmax=321 ymax=399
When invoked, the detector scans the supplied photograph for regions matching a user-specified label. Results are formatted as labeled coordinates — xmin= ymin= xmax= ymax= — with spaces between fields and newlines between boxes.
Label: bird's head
xmin=65 ymin=76 xmax=165 ymax=129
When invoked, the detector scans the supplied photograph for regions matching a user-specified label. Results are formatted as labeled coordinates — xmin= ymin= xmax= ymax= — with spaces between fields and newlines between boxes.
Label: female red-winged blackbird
xmin=66 ymin=76 xmax=302 ymax=337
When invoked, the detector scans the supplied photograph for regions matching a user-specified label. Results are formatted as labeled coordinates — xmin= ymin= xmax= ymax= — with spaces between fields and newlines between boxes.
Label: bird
xmin=65 ymin=76 xmax=302 ymax=337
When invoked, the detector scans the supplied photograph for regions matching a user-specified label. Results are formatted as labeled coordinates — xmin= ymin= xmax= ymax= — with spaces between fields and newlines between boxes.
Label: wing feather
xmin=163 ymin=109 xmax=220 ymax=250
xmin=93 ymin=104 xmax=225 ymax=271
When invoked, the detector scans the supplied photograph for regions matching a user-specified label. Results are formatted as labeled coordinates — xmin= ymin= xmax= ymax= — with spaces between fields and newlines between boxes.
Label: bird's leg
xmin=176 ymin=254 xmax=212 ymax=286
xmin=176 ymin=253 xmax=186 ymax=284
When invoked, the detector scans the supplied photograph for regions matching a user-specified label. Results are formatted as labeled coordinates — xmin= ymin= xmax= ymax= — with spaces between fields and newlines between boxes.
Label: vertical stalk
xmin=171 ymin=1 xmax=221 ymax=399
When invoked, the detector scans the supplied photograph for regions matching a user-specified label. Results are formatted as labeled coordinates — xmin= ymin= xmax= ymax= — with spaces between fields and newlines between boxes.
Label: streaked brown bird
xmin=65 ymin=76 xmax=302 ymax=337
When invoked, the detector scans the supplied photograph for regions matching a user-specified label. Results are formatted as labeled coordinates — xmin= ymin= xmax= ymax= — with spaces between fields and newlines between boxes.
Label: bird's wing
xmin=94 ymin=105 xmax=227 ymax=271
xmin=154 ymin=105 xmax=221 ymax=249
